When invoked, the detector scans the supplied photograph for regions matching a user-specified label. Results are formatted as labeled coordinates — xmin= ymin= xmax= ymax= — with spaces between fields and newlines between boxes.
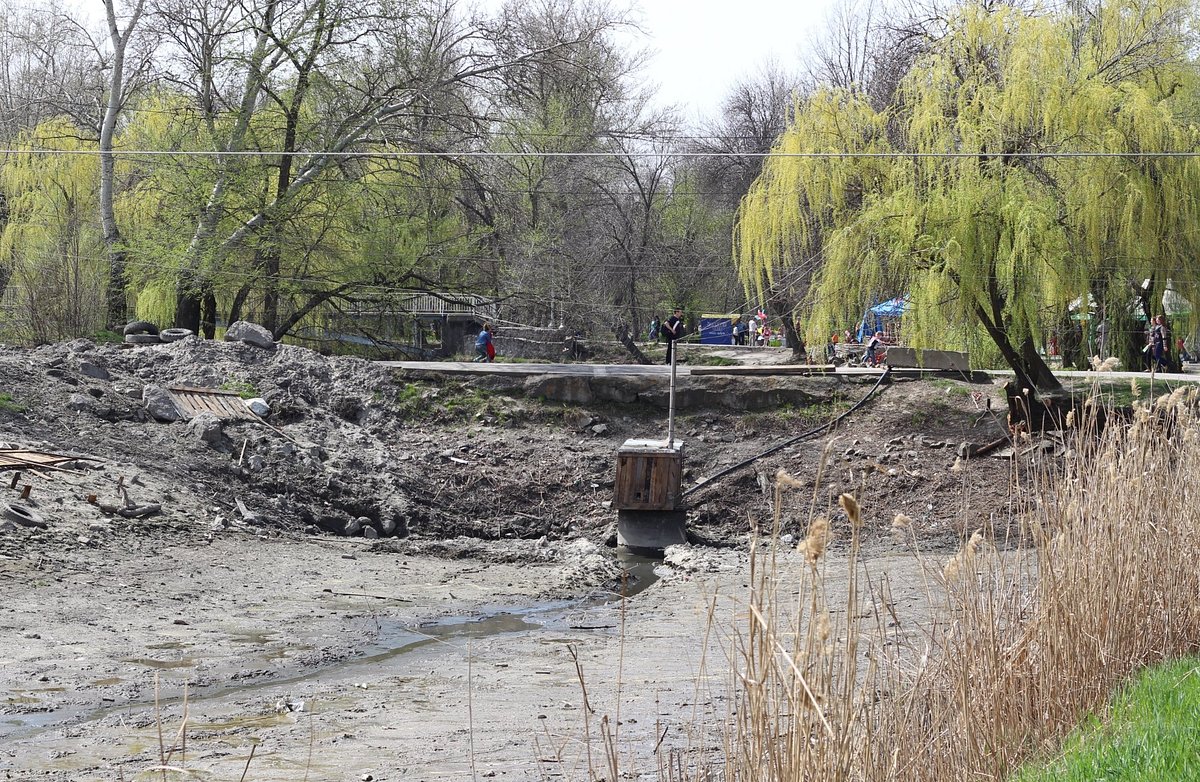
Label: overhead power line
xmin=3 ymin=148 xmax=1200 ymax=159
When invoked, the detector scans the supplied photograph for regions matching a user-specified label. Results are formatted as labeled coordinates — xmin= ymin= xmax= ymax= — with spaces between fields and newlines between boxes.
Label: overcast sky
xmin=624 ymin=0 xmax=839 ymax=121
xmin=69 ymin=0 xmax=842 ymax=123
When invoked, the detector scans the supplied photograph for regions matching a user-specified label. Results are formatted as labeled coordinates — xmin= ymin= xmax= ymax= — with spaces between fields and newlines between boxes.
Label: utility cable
xmin=682 ymin=366 xmax=893 ymax=500
xmin=5 ymin=148 xmax=1200 ymax=159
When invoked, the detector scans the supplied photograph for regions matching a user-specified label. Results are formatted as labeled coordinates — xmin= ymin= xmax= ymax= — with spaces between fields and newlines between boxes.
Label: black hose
xmin=681 ymin=366 xmax=893 ymax=500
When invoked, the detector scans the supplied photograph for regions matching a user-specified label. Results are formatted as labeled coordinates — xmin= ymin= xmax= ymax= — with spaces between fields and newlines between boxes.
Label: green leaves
xmin=736 ymin=0 xmax=1200 ymax=385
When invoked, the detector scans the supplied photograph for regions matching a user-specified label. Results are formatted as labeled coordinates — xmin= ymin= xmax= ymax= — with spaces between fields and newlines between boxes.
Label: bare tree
xmin=100 ymin=0 xmax=147 ymax=328
xmin=694 ymin=61 xmax=800 ymax=208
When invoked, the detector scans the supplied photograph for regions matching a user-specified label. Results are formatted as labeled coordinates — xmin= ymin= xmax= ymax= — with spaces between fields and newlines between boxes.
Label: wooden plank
xmin=169 ymin=385 xmax=243 ymax=396
xmin=689 ymin=364 xmax=836 ymax=376
xmin=614 ymin=451 xmax=682 ymax=511
xmin=166 ymin=386 xmax=259 ymax=421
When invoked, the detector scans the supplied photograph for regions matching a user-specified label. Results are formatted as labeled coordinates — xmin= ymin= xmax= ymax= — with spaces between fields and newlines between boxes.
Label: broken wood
xmin=320 ymin=588 xmax=411 ymax=602
xmin=88 ymin=493 xmax=161 ymax=519
xmin=957 ymin=437 xmax=1010 ymax=459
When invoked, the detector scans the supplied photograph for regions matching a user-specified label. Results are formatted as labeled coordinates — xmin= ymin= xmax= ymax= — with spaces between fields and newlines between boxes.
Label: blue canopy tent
xmin=858 ymin=296 xmax=910 ymax=342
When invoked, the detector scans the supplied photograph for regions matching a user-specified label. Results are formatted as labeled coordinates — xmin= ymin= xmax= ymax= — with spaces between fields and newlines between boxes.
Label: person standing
xmin=663 ymin=308 xmax=684 ymax=365
xmin=1150 ymin=315 xmax=1169 ymax=372
xmin=648 ymin=317 xmax=660 ymax=343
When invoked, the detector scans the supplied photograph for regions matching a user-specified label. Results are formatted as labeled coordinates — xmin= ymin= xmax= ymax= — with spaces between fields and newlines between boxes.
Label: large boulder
xmin=224 ymin=321 xmax=276 ymax=350
xmin=187 ymin=411 xmax=225 ymax=445
xmin=142 ymin=385 xmax=183 ymax=422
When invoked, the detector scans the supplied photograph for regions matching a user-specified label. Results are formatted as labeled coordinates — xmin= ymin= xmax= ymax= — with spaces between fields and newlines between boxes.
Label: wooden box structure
xmin=613 ymin=438 xmax=684 ymax=511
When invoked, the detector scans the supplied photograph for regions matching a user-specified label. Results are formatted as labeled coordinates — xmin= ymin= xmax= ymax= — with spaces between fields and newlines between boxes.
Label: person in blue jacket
xmin=473 ymin=324 xmax=494 ymax=362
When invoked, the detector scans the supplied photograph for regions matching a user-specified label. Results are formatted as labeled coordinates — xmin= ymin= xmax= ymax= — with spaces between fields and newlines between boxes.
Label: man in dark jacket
xmin=663 ymin=308 xmax=684 ymax=365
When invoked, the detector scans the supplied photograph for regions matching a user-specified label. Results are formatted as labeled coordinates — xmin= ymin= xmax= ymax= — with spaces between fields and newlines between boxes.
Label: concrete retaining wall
xmin=520 ymin=373 xmax=842 ymax=411
xmin=885 ymin=347 xmax=970 ymax=371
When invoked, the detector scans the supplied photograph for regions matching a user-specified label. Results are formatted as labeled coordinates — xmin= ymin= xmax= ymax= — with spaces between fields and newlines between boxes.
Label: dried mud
xmin=0 ymin=338 xmax=1018 ymax=779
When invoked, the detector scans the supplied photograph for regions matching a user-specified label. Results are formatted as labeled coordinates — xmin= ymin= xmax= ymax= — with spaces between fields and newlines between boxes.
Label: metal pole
xmin=667 ymin=340 xmax=677 ymax=448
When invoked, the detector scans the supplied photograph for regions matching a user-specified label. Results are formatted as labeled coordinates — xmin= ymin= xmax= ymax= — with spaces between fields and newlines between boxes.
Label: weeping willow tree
xmin=0 ymin=122 xmax=105 ymax=342
xmin=736 ymin=0 xmax=1200 ymax=394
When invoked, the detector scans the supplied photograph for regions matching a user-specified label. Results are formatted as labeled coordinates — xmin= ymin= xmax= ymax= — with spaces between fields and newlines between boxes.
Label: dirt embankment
xmin=0 ymin=337 xmax=1018 ymax=779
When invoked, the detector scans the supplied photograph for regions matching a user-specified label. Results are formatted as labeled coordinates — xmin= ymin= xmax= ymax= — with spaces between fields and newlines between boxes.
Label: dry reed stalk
xmin=669 ymin=389 xmax=1200 ymax=782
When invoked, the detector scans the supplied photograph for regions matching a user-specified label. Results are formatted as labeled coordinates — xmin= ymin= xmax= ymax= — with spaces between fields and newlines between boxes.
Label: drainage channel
xmin=0 ymin=549 xmax=662 ymax=740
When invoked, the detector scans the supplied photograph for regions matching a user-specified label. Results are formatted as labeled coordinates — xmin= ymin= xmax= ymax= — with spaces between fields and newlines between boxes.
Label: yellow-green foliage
xmin=0 ymin=121 xmax=106 ymax=340
xmin=735 ymin=0 xmax=1200 ymax=357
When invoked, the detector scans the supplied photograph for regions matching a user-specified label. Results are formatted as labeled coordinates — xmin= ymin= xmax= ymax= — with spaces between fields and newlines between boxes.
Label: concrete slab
xmin=885 ymin=347 xmax=970 ymax=371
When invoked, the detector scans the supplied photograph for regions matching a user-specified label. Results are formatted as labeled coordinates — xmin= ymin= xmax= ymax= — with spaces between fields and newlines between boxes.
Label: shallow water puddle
xmin=120 ymin=657 xmax=196 ymax=669
xmin=0 ymin=550 xmax=663 ymax=740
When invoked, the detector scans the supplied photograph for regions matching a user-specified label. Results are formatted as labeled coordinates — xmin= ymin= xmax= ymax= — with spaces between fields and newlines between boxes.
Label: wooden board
xmin=614 ymin=447 xmax=683 ymax=511
xmin=0 ymin=450 xmax=81 ymax=470
xmin=689 ymin=364 xmax=836 ymax=376
xmin=167 ymin=386 xmax=260 ymax=421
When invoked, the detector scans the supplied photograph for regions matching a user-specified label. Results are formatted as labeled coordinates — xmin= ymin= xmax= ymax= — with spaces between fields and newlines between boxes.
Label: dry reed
xmin=669 ymin=388 xmax=1200 ymax=781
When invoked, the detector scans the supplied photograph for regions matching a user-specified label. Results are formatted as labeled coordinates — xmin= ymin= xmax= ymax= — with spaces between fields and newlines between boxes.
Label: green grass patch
xmin=393 ymin=380 xmax=524 ymax=424
xmin=1067 ymin=378 xmax=1159 ymax=408
xmin=773 ymin=398 xmax=852 ymax=427
xmin=91 ymin=329 xmax=124 ymax=344
xmin=691 ymin=354 xmax=739 ymax=367
xmin=219 ymin=379 xmax=259 ymax=399
xmin=0 ymin=392 xmax=24 ymax=413
xmin=929 ymin=377 xmax=973 ymax=397
xmin=1013 ymin=658 xmax=1200 ymax=782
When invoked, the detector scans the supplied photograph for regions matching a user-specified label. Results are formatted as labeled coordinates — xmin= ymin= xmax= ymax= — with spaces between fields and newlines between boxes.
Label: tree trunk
xmin=100 ymin=0 xmax=145 ymax=328
xmin=228 ymin=282 xmax=252 ymax=325
xmin=201 ymin=288 xmax=217 ymax=339
xmin=766 ymin=284 xmax=804 ymax=361
xmin=615 ymin=323 xmax=651 ymax=364
xmin=175 ymin=285 xmax=202 ymax=332
xmin=971 ymin=291 xmax=1063 ymax=395
xmin=262 ymin=246 xmax=280 ymax=332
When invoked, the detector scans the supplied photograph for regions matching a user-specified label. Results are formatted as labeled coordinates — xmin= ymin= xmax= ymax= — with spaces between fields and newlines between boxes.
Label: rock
xmin=78 ymin=362 xmax=110 ymax=381
xmin=67 ymin=393 xmax=92 ymax=411
xmin=224 ymin=320 xmax=276 ymax=350
xmin=187 ymin=412 xmax=224 ymax=445
xmin=378 ymin=516 xmax=397 ymax=536
xmin=247 ymin=454 xmax=265 ymax=472
xmin=362 ymin=526 xmax=379 ymax=539
xmin=143 ymin=385 xmax=183 ymax=422
xmin=343 ymin=517 xmax=363 ymax=536
xmin=563 ymin=410 xmax=595 ymax=430
xmin=299 ymin=442 xmax=325 ymax=462
xmin=0 ymin=520 xmax=15 ymax=534
xmin=244 ymin=397 xmax=270 ymax=417
xmin=86 ymin=387 xmax=104 ymax=399
xmin=590 ymin=423 xmax=609 ymax=436
xmin=524 ymin=375 xmax=594 ymax=404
